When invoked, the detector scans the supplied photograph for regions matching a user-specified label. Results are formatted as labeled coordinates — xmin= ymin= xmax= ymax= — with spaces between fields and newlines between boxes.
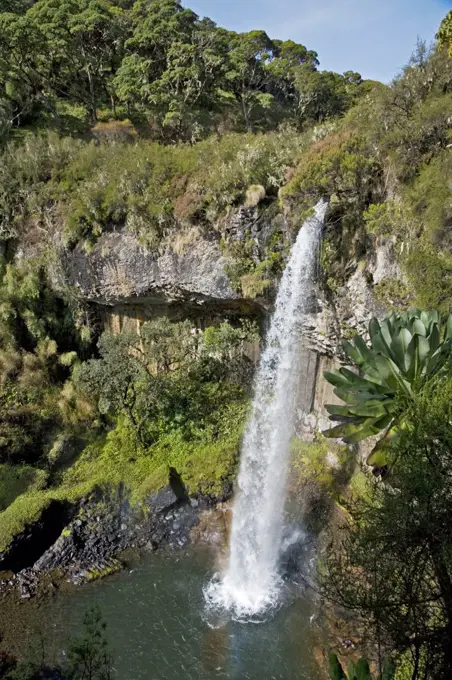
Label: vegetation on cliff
xmin=0 ymin=3 xmax=451 ymax=678
xmin=324 ymin=356 xmax=452 ymax=680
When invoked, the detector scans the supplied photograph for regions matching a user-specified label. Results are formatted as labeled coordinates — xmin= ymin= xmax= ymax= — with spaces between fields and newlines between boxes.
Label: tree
xmin=114 ymin=0 xmax=214 ymax=138
xmin=27 ymin=0 xmax=127 ymax=123
xmin=293 ymin=67 xmax=352 ymax=124
xmin=224 ymin=30 xmax=277 ymax=132
xmin=75 ymin=317 xmax=255 ymax=444
xmin=0 ymin=607 xmax=113 ymax=680
xmin=67 ymin=606 xmax=113 ymax=680
xmin=325 ymin=375 xmax=452 ymax=679
xmin=0 ymin=12 xmax=49 ymax=129
xmin=323 ymin=310 xmax=452 ymax=468
xmin=437 ymin=11 xmax=452 ymax=56
xmin=266 ymin=39 xmax=318 ymax=116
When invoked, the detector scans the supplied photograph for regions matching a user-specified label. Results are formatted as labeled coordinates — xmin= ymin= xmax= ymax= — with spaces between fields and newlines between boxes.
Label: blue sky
xmin=183 ymin=0 xmax=451 ymax=83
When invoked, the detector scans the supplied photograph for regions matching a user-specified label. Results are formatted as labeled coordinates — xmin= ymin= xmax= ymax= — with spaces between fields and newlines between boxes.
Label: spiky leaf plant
xmin=328 ymin=653 xmax=396 ymax=680
xmin=323 ymin=310 xmax=452 ymax=467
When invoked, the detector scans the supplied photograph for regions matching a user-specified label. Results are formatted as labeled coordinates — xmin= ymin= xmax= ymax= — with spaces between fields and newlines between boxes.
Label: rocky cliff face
xmin=48 ymin=206 xmax=283 ymax=322
xmin=48 ymin=206 xmax=401 ymax=403
xmin=58 ymin=230 xmax=235 ymax=307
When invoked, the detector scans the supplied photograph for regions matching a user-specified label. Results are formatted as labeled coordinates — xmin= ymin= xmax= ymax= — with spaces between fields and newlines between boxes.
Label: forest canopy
xmin=0 ymin=0 xmax=372 ymax=142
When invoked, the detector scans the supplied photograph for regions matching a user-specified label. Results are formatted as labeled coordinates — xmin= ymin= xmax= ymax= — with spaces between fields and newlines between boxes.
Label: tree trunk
xmin=431 ymin=542 xmax=452 ymax=670
xmin=241 ymin=95 xmax=252 ymax=133
xmin=86 ymin=66 xmax=97 ymax=124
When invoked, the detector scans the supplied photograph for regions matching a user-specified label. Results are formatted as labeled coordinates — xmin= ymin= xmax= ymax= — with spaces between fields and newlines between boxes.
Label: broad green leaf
xmin=374 ymin=355 xmax=413 ymax=398
xmin=346 ymin=421 xmax=382 ymax=443
xmin=391 ymin=328 xmax=413 ymax=373
xmin=323 ymin=419 xmax=378 ymax=440
xmin=354 ymin=335 xmax=376 ymax=366
xmin=371 ymin=331 xmax=394 ymax=361
xmin=429 ymin=323 xmax=440 ymax=352
xmin=406 ymin=333 xmax=430 ymax=382
xmin=411 ymin=318 xmax=426 ymax=337
xmin=373 ymin=413 xmax=394 ymax=431
xmin=324 ymin=371 xmax=353 ymax=389
xmin=420 ymin=310 xmax=431 ymax=327
xmin=333 ymin=388 xmax=387 ymax=404
xmin=339 ymin=367 xmax=387 ymax=392
xmin=380 ymin=319 xmax=394 ymax=348
xmin=367 ymin=448 xmax=388 ymax=467
xmin=368 ymin=317 xmax=381 ymax=340
xmin=342 ymin=339 xmax=364 ymax=367
xmin=426 ymin=343 xmax=452 ymax=377
xmin=445 ymin=315 xmax=452 ymax=341
xmin=326 ymin=403 xmax=360 ymax=417
xmin=348 ymin=402 xmax=388 ymax=418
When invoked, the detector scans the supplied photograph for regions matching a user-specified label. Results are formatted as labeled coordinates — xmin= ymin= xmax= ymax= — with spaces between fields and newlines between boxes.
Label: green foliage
xmin=0 ymin=130 xmax=306 ymax=250
xmin=281 ymin=39 xmax=452 ymax=308
xmin=0 ymin=464 xmax=47 ymax=511
xmin=0 ymin=605 xmax=113 ymax=680
xmin=325 ymin=375 xmax=452 ymax=680
xmin=372 ymin=278 xmax=413 ymax=312
xmin=75 ymin=316 xmax=255 ymax=443
xmin=404 ymin=244 xmax=452 ymax=313
xmin=363 ymin=202 xmax=412 ymax=240
xmin=282 ymin=131 xmax=381 ymax=212
xmin=0 ymin=391 xmax=247 ymax=551
xmin=0 ymin=310 xmax=254 ymax=549
xmin=324 ymin=310 xmax=452 ymax=468
xmin=329 ymin=652 xmax=347 ymax=680
xmin=0 ymin=492 xmax=52 ymax=552
xmin=437 ymin=11 xmax=452 ymax=55
xmin=328 ymin=655 xmax=396 ymax=680
xmin=0 ymin=0 xmax=366 ymax=143
xmin=67 ymin=606 xmax=113 ymax=680
xmin=291 ymin=435 xmax=349 ymax=495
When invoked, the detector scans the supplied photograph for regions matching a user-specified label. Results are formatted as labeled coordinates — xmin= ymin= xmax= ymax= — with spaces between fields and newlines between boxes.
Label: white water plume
xmin=205 ymin=201 xmax=328 ymax=620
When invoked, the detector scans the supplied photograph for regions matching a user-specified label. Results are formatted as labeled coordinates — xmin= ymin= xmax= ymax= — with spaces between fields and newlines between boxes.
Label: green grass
xmin=0 ymin=465 xmax=48 ymax=512
xmin=348 ymin=469 xmax=373 ymax=502
xmin=0 ymin=403 xmax=247 ymax=552
xmin=291 ymin=435 xmax=349 ymax=494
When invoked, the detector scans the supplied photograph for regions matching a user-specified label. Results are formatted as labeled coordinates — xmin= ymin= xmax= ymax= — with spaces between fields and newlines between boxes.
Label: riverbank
xmin=0 ymin=480 xmax=233 ymax=601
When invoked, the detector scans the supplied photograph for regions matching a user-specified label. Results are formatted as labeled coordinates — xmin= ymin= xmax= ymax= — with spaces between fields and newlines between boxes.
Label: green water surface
xmin=7 ymin=548 xmax=323 ymax=680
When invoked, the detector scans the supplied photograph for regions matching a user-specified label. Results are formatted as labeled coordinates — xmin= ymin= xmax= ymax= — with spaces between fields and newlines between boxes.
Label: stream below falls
xmin=3 ymin=547 xmax=324 ymax=680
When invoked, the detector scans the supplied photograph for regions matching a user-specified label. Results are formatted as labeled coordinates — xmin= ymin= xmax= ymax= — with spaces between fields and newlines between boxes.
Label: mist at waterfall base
xmin=205 ymin=201 xmax=328 ymax=621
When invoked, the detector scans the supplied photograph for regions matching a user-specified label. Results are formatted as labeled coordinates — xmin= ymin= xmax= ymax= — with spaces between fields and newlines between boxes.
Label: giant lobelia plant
xmin=323 ymin=310 xmax=452 ymax=468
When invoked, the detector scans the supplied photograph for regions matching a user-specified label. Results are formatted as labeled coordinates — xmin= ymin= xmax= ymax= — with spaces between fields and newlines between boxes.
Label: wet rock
xmin=146 ymin=486 xmax=181 ymax=515
xmin=0 ymin=472 xmax=233 ymax=597
xmin=149 ymin=503 xmax=199 ymax=549
xmin=190 ymin=502 xmax=232 ymax=548
xmin=0 ymin=501 xmax=74 ymax=574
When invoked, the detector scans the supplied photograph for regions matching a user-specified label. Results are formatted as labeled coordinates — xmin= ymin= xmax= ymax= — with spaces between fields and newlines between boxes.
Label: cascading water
xmin=205 ymin=200 xmax=328 ymax=620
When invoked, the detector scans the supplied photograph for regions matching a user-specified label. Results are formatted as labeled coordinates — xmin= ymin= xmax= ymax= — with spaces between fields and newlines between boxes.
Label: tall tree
xmin=27 ymin=0 xmax=127 ymax=122
xmin=224 ymin=30 xmax=277 ymax=131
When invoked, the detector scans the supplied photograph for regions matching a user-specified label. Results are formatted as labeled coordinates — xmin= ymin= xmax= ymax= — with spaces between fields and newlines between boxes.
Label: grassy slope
xmin=0 ymin=404 xmax=247 ymax=552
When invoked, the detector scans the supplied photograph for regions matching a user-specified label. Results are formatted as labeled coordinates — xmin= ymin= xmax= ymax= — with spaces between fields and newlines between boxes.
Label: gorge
xmin=0 ymin=3 xmax=451 ymax=679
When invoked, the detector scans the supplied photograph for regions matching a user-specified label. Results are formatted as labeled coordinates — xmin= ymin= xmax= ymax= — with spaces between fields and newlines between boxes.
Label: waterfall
xmin=205 ymin=201 xmax=328 ymax=620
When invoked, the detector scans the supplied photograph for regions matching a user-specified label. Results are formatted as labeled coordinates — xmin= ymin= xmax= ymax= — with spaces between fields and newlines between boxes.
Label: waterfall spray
xmin=205 ymin=201 xmax=328 ymax=620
